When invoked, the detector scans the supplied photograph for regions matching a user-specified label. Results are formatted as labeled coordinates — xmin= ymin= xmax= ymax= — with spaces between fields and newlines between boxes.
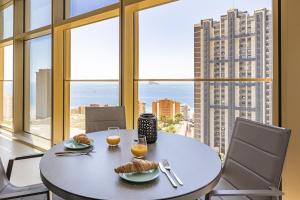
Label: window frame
xmin=0 ymin=0 xmax=279 ymax=151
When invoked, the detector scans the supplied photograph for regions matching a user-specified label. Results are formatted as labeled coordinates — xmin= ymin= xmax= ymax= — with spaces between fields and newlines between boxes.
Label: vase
xmin=138 ymin=113 xmax=157 ymax=144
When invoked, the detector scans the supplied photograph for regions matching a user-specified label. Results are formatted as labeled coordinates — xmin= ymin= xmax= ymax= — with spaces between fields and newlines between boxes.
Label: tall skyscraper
xmin=138 ymin=101 xmax=146 ymax=114
xmin=152 ymin=98 xmax=180 ymax=120
xmin=36 ymin=68 xmax=51 ymax=119
xmin=194 ymin=9 xmax=272 ymax=153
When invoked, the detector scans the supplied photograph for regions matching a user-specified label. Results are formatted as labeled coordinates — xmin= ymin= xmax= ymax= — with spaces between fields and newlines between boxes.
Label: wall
xmin=282 ymin=0 xmax=300 ymax=199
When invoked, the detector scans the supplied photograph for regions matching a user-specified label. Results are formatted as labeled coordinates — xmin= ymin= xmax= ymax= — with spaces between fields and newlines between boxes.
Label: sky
xmin=4 ymin=0 xmax=272 ymax=81
xmin=71 ymin=0 xmax=272 ymax=80
xmin=139 ymin=0 xmax=272 ymax=79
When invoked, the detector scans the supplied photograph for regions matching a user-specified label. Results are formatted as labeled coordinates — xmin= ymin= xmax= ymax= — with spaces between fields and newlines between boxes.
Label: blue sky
xmin=18 ymin=0 xmax=272 ymax=80
xmin=71 ymin=0 xmax=272 ymax=80
xmin=139 ymin=0 xmax=272 ymax=79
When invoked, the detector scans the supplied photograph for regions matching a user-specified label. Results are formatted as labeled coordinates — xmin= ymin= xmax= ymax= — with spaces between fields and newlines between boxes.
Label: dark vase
xmin=138 ymin=113 xmax=157 ymax=144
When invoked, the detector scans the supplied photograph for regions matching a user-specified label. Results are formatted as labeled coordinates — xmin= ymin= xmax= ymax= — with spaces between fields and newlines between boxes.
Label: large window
xmin=67 ymin=17 xmax=119 ymax=137
xmin=24 ymin=35 xmax=52 ymax=139
xmin=25 ymin=0 xmax=51 ymax=31
xmin=0 ymin=0 xmax=276 ymax=150
xmin=0 ymin=3 xmax=13 ymax=39
xmin=66 ymin=0 xmax=119 ymax=18
xmin=136 ymin=0 xmax=273 ymax=155
xmin=0 ymin=45 xmax=13 ymax=128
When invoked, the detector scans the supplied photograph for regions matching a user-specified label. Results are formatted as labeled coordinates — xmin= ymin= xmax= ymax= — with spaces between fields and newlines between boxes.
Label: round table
xmin=40 ymin=130 xmax=222 ymax=200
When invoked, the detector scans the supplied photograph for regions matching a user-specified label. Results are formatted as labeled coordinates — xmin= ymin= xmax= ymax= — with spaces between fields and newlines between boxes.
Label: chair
xmin=85 ymin=106 xmax=126 ymax=133
xmin=205 ymin=117 xmax=291 ymax=200
xmin=0 ymin=154 xmax=49 ymax=200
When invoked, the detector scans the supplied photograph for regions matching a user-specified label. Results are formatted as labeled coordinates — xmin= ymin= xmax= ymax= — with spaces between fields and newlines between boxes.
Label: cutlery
xmin=55 ymin=152 xmax=90 ymax=156
xmin=55 ymin=149 xmax=95 ymax=156
xmin=162 ymin=159 xmax=183 ymax=186
xmin=159 ymin=162 xmax=177 ymax=188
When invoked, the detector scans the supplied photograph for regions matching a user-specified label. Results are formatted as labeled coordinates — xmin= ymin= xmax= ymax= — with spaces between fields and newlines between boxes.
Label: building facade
xmin=194 ymin=9 xmax=272 ymax=153
xmin=152 ymin=98 xmax=180 ymax=120
xmin=36 ymin=68 xmax=51 ymax=119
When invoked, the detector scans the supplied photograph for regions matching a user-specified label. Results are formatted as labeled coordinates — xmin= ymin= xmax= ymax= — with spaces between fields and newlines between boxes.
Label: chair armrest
xmin=207 ymin=187 xmax=283 ymax=199
xmin=0 ymin=185 xmax=48 ymax=200
xmin=6 ymin=153 xmax=44 ymax=180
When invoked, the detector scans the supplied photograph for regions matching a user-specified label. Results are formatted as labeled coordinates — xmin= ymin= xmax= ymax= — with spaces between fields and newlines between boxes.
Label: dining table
xmin=40 ymin=130 xmax=222 ymax=200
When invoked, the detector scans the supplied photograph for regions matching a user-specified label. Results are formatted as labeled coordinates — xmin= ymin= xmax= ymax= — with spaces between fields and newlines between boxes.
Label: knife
xmin=159 ymin=162 xmax=177 ymax=188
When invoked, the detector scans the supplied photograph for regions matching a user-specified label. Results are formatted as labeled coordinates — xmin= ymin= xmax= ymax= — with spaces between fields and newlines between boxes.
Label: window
xmin=0 ymin=4 xmax=13 ymax=39
xmin=0 ymin=45 xmax=13 ymax=128
xmin=136 ymin=0 xmax=273 ymax=155
xmin=24 ymin=35 xmax=52 ymax=139
xmin=66 ymin=0 xmax=118 ymax=18
xmin=25 ymin=0 xmax=51 ymax=31
xmin=67 ymin=17 xmax=119 ymax=137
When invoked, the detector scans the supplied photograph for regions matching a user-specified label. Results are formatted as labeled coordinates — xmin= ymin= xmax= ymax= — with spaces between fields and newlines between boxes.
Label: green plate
xmin=119 ymin=168 xmax=159 ymax=183
xmin=63 ymin=139 xmax=94 ymax=150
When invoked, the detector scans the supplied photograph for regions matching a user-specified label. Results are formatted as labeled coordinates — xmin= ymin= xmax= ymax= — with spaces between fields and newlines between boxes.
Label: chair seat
xmin=0 ymin=183 xmax=48 ymax=200
xmin=200 ymin=178 xmax=250 ymax=200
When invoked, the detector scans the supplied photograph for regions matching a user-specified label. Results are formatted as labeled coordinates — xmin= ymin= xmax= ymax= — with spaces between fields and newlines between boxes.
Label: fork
xmin=162 ymin=159 xmax=183 ymax=186
xmin=55 ymin=152 xmax=90 ymax=156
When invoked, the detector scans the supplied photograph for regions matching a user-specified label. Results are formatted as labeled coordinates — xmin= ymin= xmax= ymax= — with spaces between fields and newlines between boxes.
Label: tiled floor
xmin=0 ymin=133 xmax=63 ymax=200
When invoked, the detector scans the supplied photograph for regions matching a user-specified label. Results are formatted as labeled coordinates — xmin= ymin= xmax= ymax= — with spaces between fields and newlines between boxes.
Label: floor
xmin=0 ymin=133 xmax=62 ymax=199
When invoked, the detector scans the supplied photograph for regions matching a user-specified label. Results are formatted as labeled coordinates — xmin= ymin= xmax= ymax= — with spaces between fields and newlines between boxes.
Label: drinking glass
xmin=106 ymin=127 xmax=120 ymax=146
xmin=131 ymin=135 xmax=148 ymax=158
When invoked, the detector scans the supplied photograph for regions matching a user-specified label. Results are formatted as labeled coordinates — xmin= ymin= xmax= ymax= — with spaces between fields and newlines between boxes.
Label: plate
xmin=63 ymin=139 xmax=94 ymax=150
xmin=119 ymin=168 xmax=159 ymax=183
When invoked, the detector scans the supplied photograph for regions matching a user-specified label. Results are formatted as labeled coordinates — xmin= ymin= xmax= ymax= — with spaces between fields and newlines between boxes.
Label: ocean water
xmin=9 ymin=82 xmax=194 ymax=113
xmin=70 ymin=82 xmax=194 ymax=112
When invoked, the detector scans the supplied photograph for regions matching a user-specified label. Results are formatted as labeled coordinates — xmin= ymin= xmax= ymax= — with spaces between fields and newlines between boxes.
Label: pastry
xmin=114 ymin=159 xmax=159 ymax=173
xmin=73 ymin=134 xmax=91 ymax=145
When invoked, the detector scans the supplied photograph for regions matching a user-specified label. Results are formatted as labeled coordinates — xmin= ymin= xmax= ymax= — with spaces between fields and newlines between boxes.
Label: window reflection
xmin=25 ymin=35 xmax=52 ymax=139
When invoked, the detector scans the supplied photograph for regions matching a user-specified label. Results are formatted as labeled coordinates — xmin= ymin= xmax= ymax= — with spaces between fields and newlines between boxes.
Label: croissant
xmin=73 ymin=134 xmax=91 ymax=145
xmin=114 ymin=159 xmax=159 ymax=173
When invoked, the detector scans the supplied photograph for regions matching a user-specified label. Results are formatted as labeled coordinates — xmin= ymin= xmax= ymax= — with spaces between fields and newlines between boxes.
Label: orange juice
xmin=131 ymin=144 xmax=148 ymax=158
xmin=106 ymin=135 xmax=120 ymax=146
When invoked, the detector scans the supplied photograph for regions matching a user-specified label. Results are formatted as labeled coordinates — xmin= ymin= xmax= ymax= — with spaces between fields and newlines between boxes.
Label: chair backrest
xmin=85 ymin=106 xmax=126 ymax=133
xmin=0 ymin=158 xmax=9 ymax=192
xmin=222 ymin=118 xmax=291 ymax=200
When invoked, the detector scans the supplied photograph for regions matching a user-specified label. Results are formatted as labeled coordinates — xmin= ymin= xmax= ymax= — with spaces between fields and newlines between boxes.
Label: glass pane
xmin=138 ymin=0 xmax=272 ymax=79
xmin=69 ymin=81 xmax=119 ymax=137
xmin=70 ymin=17 xmax=119 ymax=80
xmin=0 ymin=45 xmax=13 ymax=128
xmin=138 ymin=81 xmax=194 ymax=138
xmin=1 ymin=81 xmax=13 ymax=128
xmin=25 ymin=35 xmax=52 ymax=139
xmin=4 ymin=45 xmax=13 ymax=80
xmin=66 ymin=0 xmax=118 ymax=18
xmin=0 ymin=4 xmax=13 ymax=39
xmin=26 ymin=0 xmax=51 ymax=31
xmin=137 ymin=80 xmax=272 ymax=155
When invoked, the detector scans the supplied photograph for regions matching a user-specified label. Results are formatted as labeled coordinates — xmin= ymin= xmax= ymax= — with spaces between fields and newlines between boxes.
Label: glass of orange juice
xmin=106 ymin=127 xmax=120 ymax=146
xmin=131 ymin=136 xmax=148 ymax=158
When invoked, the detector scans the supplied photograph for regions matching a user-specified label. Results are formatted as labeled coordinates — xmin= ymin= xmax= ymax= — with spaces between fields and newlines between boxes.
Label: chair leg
xmin=205 ymin=193 xmax=210 ymax=200
xmin=47 ymin=191 xmax=51 ymax=200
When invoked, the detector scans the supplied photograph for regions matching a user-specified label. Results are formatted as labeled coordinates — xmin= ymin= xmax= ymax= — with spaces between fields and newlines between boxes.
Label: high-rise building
xmin=152 ymin=98 xmax=180 ymax=119
xmin=36 ymin=68 xmax=51 ymax=119
xmin=180 ymin=104 xmax=190 ymax=121
xmin=138 ymin=101 xmax=146 ymax=114
xmin=194 ymin=9 xmax=272 ymax=153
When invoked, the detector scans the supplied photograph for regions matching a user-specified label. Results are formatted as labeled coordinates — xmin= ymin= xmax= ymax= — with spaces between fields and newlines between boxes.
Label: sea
xmin=70 ymin=82 xmax=194 ymax=112
xmin=4 ymin=82 xmax=195 ymax=113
